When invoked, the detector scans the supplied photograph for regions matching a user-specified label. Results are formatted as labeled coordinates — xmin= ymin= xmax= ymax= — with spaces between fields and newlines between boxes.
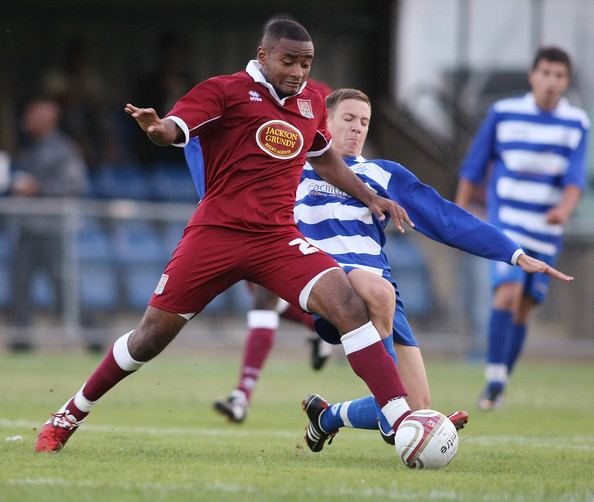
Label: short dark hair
xmin=262 ymin=19 xmax=311 ymax=44
xmin=326 ymin=88 xmax=372 ymax=114
xmin=532 ymin=46 xmax=572 ymax=75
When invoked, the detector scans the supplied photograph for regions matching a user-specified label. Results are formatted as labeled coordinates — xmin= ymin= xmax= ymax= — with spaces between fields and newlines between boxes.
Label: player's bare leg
xmin=395 ymin=345 xmax=431 ymax=410
xmin=35 ymin=307 xmax=186 ymax=452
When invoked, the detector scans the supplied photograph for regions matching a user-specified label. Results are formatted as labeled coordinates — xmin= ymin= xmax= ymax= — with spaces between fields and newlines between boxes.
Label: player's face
xmin=257 ymin=38 xmax=314 ymax=97
xmin=327 ymin=99 xmax=371 ymax=157
xmin=529 ymin=59 xmax=570 ymax=110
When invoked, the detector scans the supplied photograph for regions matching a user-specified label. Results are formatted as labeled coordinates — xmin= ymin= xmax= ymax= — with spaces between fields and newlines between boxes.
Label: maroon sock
xmin=63 ymin=398 xmax=88 ymax=422
xmin=280 ymin=303 xmax=315 ymax=331
xmin=237 ymin=328 xmax=275 ymax=401
xmin=61 ymin=348 xmax=135 ymax=422
xmin=346 ymin=340 xmax=407 ymax=406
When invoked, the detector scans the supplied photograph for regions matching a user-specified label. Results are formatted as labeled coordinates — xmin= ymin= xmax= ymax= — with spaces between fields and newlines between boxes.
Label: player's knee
xmin=364 ymin=281 xmax=395 ymax=313
xmin=331 ymin=287 xmax=369 ymax=328
xmin=130 ymin=308 xmax=185 ymax=361
xmin=493 ymin=283 xmax=521 ymax=311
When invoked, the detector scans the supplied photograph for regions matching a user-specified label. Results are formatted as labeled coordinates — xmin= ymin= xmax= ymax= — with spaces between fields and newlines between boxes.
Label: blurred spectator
xmin=42 ymin=37 xmax=118 ymax=170
xmin=0 ymin=91 xmax=16 ymax=193
xmin=130 ymin=31 xmax=195 ymax=167
xmin=8 ymin=97 xmax=87 ymax=351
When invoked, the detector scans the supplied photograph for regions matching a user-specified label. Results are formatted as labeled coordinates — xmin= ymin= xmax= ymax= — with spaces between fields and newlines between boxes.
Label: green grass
xmin=1 ymin=350 xmax=593 ymax=501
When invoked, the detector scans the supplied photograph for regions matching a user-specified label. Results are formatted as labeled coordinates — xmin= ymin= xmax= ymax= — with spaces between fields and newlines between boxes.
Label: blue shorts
xmin=490 ymin=249 xmax=556 ymax=304
xmin=313 ymin=275 xmax=419 ymax=347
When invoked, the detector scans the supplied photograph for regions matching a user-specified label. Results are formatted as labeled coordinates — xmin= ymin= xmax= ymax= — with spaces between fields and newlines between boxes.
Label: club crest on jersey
xmin=297 ymin=99 xmax=314 ymax=118
xmin=256 ymin=120 xmax=304 ymax=159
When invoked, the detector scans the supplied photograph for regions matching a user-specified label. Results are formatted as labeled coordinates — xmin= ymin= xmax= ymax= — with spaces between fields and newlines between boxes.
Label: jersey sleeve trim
xmin=510 ymin=248 xmax=525 ymax=265
xmin=306 ymin=137 xmax=332 ymax=158
xmin=165 ymin=116 xmax=190 ymax=147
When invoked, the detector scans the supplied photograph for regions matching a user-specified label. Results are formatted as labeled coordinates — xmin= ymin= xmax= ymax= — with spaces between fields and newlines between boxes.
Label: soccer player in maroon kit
xmin=35 ymin=19 xmax=415 ymax=453
xmin=213 ymin=76 xmax=335 ymax=424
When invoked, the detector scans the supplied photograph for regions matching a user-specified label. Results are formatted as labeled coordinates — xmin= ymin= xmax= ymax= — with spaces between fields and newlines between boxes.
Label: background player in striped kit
xmin=455 ymin=47 xmax=589 ymax=410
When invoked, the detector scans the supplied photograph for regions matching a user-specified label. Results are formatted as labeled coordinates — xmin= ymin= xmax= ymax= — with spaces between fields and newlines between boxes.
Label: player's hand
xmin=368 ymin=195 xmax=414 ymax=233
xmin=124 ymin=103 xmax=174 ymax=145
xmin=516 ymin=254 xmax=573 ymax=282
xmin=545 ymin=206 xmax=569 ymax=225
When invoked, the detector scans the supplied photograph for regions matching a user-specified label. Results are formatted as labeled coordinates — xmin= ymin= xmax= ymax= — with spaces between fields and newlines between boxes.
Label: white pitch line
xmin=5 ymin=478 xmax=469 ymax=500
xmin=2 ymin=418 xmax=593 ymax=450
xmin=0 ymin=418 xmax=297 ymax=438
xmin=6 ymin=478 xmax=255 ymax=495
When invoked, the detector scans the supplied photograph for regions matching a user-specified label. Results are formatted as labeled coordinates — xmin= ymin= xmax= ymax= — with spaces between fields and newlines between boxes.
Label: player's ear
xmin=256 ymin=46 xmax=266 ymax=65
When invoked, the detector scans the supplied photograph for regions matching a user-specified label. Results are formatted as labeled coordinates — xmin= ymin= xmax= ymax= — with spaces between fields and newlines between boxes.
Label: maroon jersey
xmin=166 ymin=61 xmax=331 ymax=232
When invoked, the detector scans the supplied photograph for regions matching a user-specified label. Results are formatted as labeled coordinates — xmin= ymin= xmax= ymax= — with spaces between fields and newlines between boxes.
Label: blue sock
xmin=487 ymin=309 xmax=513 ymax=365
xmin=321 ymin=337 xmax=398 ymax=433
xmin=506 ymin=324 xmax=527 ymax=374
xmin=321 ymin=396 xmax=378 ymax=431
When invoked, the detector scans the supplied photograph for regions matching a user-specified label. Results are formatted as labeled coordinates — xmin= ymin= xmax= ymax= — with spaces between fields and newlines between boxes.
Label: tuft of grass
xmin=1 ymin=351 xmax=593 ymax=501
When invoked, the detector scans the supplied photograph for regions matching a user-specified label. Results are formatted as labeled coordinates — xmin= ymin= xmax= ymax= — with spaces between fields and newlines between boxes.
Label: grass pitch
xmin=1 ymin=348 xmax=593 ymax=501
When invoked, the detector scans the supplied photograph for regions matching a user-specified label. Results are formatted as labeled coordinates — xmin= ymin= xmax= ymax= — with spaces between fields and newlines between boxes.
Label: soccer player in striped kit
xmin=456 ymin=47 xmax=589 ymax=410
xmin=294 ymin=88 xmax=573 ymax=451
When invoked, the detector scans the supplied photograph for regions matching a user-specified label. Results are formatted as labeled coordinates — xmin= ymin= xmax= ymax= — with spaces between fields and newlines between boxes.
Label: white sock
xmin=113 ymin=331 xmax=144 ymax=371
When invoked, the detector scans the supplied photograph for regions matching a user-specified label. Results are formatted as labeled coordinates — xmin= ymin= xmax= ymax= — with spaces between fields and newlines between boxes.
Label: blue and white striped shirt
xmin=459 ymin=93 xmax=589 ymax=257
xmin=295 ymin=157 xmax=522 ymax=278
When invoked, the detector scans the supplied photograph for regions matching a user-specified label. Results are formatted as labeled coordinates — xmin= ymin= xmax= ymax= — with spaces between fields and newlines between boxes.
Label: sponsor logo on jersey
xmin=249 ymin=90 xmax=262 ymax=102
xmin=297 ymin=99 xmax=314 ymax=118
xmin=307 ymin=181 xmax=348 ymax=199
xmin=256 ymin=120 xmax=304 ymax=159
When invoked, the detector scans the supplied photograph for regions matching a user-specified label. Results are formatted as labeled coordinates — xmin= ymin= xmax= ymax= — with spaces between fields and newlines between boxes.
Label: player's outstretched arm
xmin=516 ymin=254 xmax=574 ymax=282
xmin=124 ymin=103 xmax=181 ymax=146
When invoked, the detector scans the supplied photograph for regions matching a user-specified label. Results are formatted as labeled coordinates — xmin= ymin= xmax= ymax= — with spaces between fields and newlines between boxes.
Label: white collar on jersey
xmin=344 ymin=155 xmax=367 ymax=163
xmin=525 ymin=92 xmax=569 ymax=113
xmin=246 ymin=60 xmax=306 ymax=106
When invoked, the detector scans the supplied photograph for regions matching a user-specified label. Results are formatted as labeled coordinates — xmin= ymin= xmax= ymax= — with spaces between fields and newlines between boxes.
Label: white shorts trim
xmin=298 ymin=266 xmax=341 ymax=312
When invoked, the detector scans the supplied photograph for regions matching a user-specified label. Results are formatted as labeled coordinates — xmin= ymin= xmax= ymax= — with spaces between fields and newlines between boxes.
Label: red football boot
xmin=35 ymin=412 xmax=82 ymax=453
xmin=447 ymin=410 xmax=469 ymax=431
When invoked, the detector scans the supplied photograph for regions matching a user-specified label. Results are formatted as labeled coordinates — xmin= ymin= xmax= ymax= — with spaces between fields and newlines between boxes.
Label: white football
xmin=394 ymin=409 xmax=458 ymax=469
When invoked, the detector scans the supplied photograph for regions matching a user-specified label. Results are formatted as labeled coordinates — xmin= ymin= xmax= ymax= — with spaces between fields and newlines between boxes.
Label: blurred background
xmin=0 ymin=0 xmax=592 ymax=358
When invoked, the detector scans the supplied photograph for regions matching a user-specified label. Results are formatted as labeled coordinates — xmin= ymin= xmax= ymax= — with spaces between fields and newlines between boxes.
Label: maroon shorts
xmin=149 ymin=225 xmax=340 ymax=315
